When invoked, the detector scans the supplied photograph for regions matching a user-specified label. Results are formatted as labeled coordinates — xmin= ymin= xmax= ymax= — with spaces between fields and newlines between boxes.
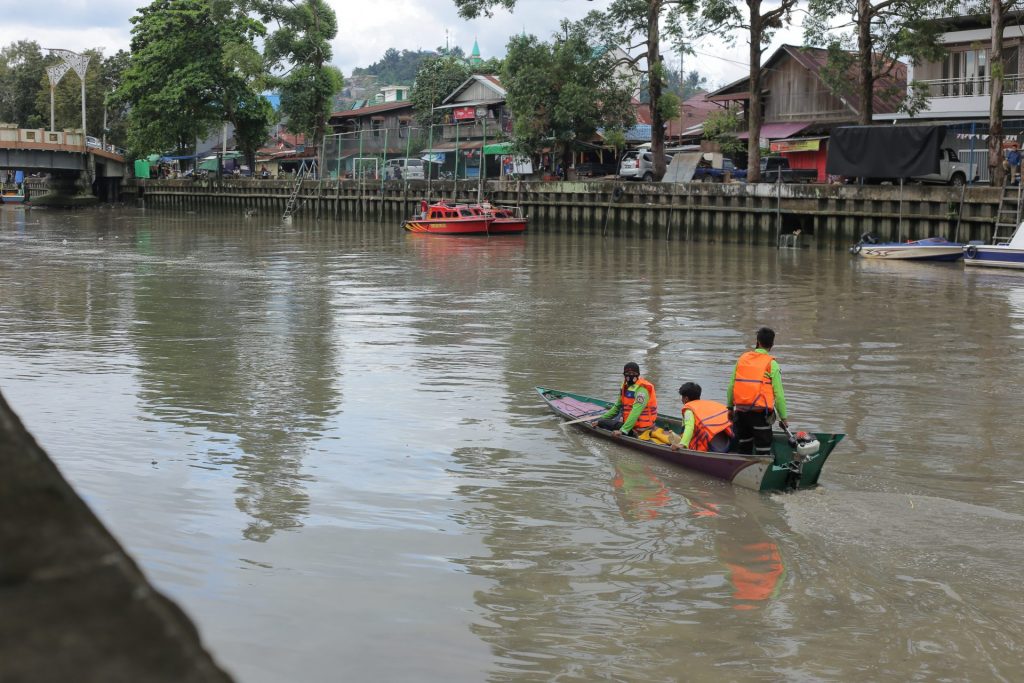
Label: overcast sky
xmin=0 ymin=0 xmax=805 ymax=90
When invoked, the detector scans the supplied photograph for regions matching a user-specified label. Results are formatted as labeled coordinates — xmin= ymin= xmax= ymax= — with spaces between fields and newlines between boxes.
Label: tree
xmin=112 ymin=0 xmax=270 ymax=156
xmin=0 ymin=41 xmax=47 ymax=127
xmin=694 ymin=0 xmax=798 ymax=182
xmin=503 ymin=21 xmax=636 ymax=170
xmin=804 ymin=0 xmax=956 ymax=127
xmin=453 ymin=0 xmax=693 ymax=182
xmin=702 ymin=104 xmax=745 ymax=157
xmin=679 ymin=69 xmax=708 ymax=99
xmin=256 ymin=0 xmax=345 ymax=144
xmin=353 ymin=48 xmax=436 ymax=85
xmin=982 ymin=1 xmax=1024 ymax=185
xmin=410 ymin=55 xmax=471 ymax=126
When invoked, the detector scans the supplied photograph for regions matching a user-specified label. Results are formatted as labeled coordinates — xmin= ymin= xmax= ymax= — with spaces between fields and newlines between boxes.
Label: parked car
xmin=575 ymin=161 xmax=619 ymax=178
xmin=692 ymin=158 xmax=747 ymax=183
xmin=910 ymin=147 xmax=977 ymax=186
xmin=384 ymin=158 xmax=426 ymax=180
xmin=85 ymin=135 xmax=101 ymax=149
xmin=619 ymin=150 xmax=674 ymax=181
xmin=758 ymin=156 xmax=817 ymax=183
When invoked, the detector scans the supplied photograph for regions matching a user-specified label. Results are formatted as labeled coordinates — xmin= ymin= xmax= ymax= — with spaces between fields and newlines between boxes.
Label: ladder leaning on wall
xmin=993 ymin=180 xmax=1023 ymax=244
xmin=282 ymin=165 xmax=308 ymax=220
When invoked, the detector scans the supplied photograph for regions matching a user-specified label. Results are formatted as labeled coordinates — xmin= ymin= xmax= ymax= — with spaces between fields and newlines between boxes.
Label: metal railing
xmin=917 ymin=75 xmax=1024 ymax=98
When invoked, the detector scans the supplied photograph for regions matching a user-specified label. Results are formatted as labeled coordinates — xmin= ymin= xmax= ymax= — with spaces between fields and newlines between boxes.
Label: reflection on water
xmin=1 ymin=207 xmax=1023 ymax=682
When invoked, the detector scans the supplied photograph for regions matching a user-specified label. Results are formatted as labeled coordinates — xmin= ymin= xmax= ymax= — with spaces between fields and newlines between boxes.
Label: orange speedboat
xmin=403 ymin=200 xmax=527 ymax=235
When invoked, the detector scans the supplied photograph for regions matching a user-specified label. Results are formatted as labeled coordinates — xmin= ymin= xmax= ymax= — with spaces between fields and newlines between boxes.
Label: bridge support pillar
xmin=30 ymin=170 xmax=98 ymax=208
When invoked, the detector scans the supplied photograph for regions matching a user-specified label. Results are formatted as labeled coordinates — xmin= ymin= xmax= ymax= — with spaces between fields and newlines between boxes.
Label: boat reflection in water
xmin=610 ymin=454 xmax=785 ymax=611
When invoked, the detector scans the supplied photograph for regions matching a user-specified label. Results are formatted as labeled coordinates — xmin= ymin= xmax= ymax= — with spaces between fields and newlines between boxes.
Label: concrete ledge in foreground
xmin=0 ymin=390 xmax=234 ymax=683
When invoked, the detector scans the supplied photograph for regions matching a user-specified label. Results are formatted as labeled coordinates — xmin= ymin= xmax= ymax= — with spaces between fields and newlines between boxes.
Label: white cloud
xmin=0 ymin=0 xmax=809 ymax=89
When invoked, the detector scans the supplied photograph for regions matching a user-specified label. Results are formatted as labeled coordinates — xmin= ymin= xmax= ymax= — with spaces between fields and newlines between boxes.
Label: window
xmin=372 ymin=119 xmax=382 ymax=137
xmin=948 ymin=148 xmax=960 ymax=163
xmin=399 ymin=119 xmax=409 ymax=139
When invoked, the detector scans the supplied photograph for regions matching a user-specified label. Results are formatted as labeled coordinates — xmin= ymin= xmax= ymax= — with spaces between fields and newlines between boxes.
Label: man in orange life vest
xmin=726 ymin=327 xmax=788 ymax=456
xmin=594 ymin=362 xmax=658 ymax=438
xmin=671 ymin=382 xmax=733 ymax=453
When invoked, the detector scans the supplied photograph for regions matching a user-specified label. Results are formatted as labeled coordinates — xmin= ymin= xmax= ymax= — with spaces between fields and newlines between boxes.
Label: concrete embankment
xmin=0 ymin=390 xmax=233 ymax=683
xmin=125 ymin=178 xmax=1004 ymax=247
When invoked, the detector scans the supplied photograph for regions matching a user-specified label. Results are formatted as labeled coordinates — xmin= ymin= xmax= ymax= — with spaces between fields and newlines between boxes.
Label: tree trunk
xmin=648 ymin=0 xmax=667 ymax=181
xmin=990 ymin=0 xmax=1006 ymax=186
xmin=746 ymin=1 xmax=763 ymax=183
xmin=857 ymin=0 xmax=874 ymax=126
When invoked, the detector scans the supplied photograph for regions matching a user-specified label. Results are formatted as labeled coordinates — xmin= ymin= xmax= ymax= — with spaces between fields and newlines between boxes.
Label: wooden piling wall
xmin=124 ymin=179 xmax=1005 ymax=248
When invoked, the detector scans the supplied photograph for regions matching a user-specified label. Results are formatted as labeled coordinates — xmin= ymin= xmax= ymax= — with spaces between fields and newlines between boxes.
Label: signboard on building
xmin=770 ymin=138 xmax=821 ymax=153
xmin=453 ymin=107 xmax=476 ymax=121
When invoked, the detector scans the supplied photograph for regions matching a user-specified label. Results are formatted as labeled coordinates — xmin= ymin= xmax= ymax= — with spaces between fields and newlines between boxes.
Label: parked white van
xmin=385 ymin=158 xmax=426 ymax=180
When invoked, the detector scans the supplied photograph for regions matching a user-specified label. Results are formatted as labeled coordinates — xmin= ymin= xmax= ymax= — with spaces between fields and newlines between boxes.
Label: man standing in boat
xmin=726 ymin=327 xmax=788 ymax=456
xmin=594 ymin=362 xmax=658 ymax=438
xmin=671 ymin=382 xmax=733 ymax=453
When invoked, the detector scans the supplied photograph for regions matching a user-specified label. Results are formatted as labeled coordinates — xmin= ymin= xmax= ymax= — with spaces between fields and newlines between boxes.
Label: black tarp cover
xmin=826 ymin=125 xmax=946 ymax=177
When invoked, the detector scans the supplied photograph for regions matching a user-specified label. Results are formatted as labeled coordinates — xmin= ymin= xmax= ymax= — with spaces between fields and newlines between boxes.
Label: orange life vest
xmin=732 ymin=351 xmax=776 ymax=411
xmin=620 ymin=377 xmax=658 ymax=430
xmin=683 ymin=399 xmax=733 ymax=452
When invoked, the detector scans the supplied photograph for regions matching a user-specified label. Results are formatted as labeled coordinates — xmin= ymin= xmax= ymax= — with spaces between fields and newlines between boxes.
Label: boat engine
xmin=792 ymin=430 xmax=820 ymax=458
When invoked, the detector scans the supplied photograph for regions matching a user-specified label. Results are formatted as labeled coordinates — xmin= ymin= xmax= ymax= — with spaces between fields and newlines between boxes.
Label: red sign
xmin=453 ymin=106 xmax=476 ymax=121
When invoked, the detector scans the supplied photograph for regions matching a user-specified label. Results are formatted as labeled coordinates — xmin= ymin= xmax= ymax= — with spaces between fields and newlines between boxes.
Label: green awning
xmin=483 ymin=142 xmax=513 ymax=155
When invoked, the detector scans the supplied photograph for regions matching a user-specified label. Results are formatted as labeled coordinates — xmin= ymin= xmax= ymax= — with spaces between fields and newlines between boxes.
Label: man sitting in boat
xmin=670 ymin=382 xmax=733 ymax=453
xmin=726 ymin=327 xmax=789 ymax=456
xmin=594 ymin=362 xmax=658 ymax=438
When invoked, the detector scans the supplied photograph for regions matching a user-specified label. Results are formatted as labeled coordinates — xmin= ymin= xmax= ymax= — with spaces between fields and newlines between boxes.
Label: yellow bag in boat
xmin=638 ymin=427 xmax=678 ymax=445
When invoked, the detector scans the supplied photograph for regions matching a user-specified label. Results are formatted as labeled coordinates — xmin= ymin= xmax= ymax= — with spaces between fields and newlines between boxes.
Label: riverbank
xmin=124 ymin=178 xmax=1004 ymax=247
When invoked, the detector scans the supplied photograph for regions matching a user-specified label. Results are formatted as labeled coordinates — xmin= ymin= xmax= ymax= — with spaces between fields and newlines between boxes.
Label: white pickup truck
xmin=911 ymin=147 xmax=977 ymax=186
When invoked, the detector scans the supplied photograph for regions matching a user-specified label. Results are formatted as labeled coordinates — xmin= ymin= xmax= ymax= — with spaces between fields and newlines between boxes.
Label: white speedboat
xmin=964 ymin=222 xmax=1024 ymax=269
xmin=849 ymin=235 xmax=964 ymax=261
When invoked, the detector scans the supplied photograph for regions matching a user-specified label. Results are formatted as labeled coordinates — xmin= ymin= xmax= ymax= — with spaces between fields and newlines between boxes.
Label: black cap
xmin=623 ymin=362 xmax=640 ymax=373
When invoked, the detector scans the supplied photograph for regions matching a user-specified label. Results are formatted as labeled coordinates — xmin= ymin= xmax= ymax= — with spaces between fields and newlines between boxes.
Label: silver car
xmin=619 ymin=150 xmax=674 ymax=181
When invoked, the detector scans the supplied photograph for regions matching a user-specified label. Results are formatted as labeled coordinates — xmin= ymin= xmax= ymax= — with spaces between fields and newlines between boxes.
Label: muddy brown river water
xmin=1 ymin=206 xmax=1022 ymax=681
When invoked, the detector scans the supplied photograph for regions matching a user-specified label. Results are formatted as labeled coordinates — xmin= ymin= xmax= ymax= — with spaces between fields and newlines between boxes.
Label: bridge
xmin=0 ymin=127 xmax=128 ymax=203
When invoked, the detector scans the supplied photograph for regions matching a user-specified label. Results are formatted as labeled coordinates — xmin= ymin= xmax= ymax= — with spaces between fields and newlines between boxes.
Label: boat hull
xmin=1 ymin=194 xmax=25 ymax=204
xmin=489 ymin=218 xmax=527 ymax=234
xmin=536 ymin=387 xmax=843 ymax=492
xmin=964 ymin=246 xmax=1024 ymax=269
xmin=853 ymin=242 xmax=963 ymax=261
xmin=403 ymin=218 xmax=495 ymax=235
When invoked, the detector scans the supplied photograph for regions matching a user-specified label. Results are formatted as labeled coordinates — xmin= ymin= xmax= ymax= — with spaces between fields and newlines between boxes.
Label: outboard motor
xmin=792 ymin=430 xmax=820 ymax=458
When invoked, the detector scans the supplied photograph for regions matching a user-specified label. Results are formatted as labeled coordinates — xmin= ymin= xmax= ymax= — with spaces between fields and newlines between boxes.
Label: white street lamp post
xmin=47 ymin=49 xmax=91 ymax=143
xmin=45 ymin=62 xmax=71 ymax=133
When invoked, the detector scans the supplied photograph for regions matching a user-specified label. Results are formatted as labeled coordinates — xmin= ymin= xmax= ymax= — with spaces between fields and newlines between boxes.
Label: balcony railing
xmin=917 ymin=75 xmax=1024 ymax=98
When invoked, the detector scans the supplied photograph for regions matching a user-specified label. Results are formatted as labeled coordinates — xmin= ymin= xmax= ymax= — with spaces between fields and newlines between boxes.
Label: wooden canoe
xmin=537 ymin=386 xmax=844 ymax=492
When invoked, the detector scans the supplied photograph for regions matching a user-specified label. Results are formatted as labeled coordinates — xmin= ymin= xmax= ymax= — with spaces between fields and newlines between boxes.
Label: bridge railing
xmin=0 ymin=126 xmax=124 ymax=161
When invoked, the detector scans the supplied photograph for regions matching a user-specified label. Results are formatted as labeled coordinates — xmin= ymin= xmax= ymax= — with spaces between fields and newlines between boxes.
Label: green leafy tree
xmin=978 ymin=0 xmax=1024 ymax=184
xmin=503 ymin=21 xmax=636 ymax=170
xmin=112 ymin=0 xmax=270 ymax=157
xmin=453 ymin=0 xmax=692 ymax=182
xmin=354 ymin=48 xmax=436 ymax=85
xmin=256 ymin=0 xmax=344 ymax=144
xmin=701 ymin=104 xmax=744 ymax=156
xmin=693 ymin=0 xmax=798 ymax=182
xmin=804 ymin=0 xmax=956 ymax=130
xmin=0 ymin=41 xmax=47 ymax=127
xmin=410 ymin=55 xmax=471 ymax=126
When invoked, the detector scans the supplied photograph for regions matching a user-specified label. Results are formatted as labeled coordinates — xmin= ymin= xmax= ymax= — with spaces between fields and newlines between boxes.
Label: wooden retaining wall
xmin=125 ymin=179 xmax=1006 ymax=248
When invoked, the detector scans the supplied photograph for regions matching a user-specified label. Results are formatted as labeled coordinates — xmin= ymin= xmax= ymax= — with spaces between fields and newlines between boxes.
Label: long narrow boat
xmin=537 ymin=386 xmax=845 ymax=492
xmin=403 ymin=200 xmax=527 ymax=235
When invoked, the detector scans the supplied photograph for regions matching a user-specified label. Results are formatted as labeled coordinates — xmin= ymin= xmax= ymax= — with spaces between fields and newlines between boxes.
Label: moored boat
xmin=964 ymin=221 xmax=1024 ymax=269
xmin=537 ymin=386 xmax=844 ymax=492
xmin=849 ymin=234 xmax=963 ymax=261
xmin=403 ymin=200 xmax=526 ymax=235
xmin=1 ymin=189 xmax=26 ymax=204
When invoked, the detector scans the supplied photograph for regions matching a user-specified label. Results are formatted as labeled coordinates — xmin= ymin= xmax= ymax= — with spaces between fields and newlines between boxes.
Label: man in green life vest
xmin=594 ymin=362 xmax=658 ymax=438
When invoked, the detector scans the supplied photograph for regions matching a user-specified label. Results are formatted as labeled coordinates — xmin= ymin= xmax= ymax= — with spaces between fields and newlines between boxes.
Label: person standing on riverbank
xmin=726 ymin=328 xmax=788 ymax=456
xmin=671 ymin=382 xmax=733 ymax=453
xmin=595 ymin=362 xmax=658 ymax=438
